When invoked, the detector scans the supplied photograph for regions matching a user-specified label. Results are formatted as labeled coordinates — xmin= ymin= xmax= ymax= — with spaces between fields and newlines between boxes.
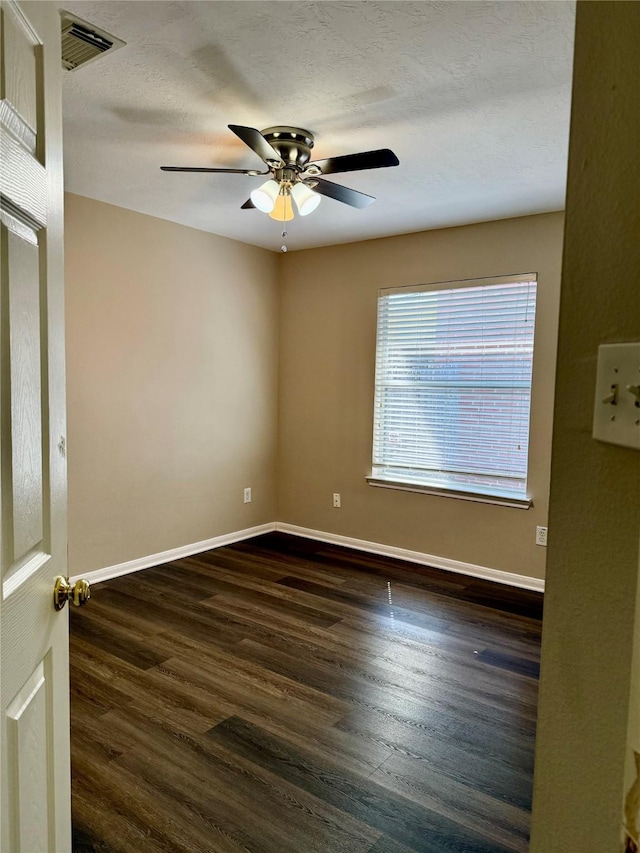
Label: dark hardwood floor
xmin=70 ymin=532 xmax=543 ymax=853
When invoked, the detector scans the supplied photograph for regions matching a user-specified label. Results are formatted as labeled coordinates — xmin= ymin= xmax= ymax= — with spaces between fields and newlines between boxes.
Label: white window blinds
xmin=372 ymin=275 xmax=537 ymax=502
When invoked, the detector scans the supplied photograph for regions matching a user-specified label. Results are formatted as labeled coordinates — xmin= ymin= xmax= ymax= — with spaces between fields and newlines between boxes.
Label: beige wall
xmin=65 ymin=194 xmax=279 ymax=574
xmin=278 ymin=212 xmax=564 ymax=580
xmin=66 ymin=201 xmax=564 ymax=582
xmin=531 ymin=2 xmax=640 ymax=850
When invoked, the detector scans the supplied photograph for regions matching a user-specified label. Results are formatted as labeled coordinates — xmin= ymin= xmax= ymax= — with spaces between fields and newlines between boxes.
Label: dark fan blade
xmin=306 ymin=148 xmax=399 ymax=176
xmin=160 ymin=166 xmax=258 ymax=174
xmin=228 ymin=125 xmax=284 ymax=166
xmin=240 ymin=198 xmax=256 ymax=209
xmin=311 ymin=178 xmax=375 ymax=209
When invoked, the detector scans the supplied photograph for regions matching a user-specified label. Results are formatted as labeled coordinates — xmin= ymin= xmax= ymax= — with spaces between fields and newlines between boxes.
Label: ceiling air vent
xmin=60 ymin=12 xmax=125 ymax=71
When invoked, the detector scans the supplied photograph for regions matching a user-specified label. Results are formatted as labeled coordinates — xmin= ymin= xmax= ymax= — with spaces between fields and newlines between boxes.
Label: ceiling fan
xmin=161 ymin=124 xmax=399 ymax=222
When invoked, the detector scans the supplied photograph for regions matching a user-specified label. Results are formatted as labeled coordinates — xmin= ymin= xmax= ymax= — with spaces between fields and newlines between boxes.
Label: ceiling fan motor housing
xmin=261 ymin=127 xmax=315 ymax=171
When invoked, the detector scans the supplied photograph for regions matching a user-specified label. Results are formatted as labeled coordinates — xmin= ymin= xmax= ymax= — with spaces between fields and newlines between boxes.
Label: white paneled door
xmin=0 ymin=3 xmax=71 ymax=851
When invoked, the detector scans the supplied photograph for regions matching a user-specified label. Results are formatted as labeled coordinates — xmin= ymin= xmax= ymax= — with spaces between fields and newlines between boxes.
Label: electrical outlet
xmin=333 ymin=493 xmax=341 ymax=508
xmin=536 ymin=526 xmax=548 ymax=547
xmin=243 ymin=487 xmax=252 ymax=504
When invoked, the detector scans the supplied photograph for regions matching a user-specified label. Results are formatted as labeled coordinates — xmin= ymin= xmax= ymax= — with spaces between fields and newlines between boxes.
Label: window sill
xmin=366 ymin=477 xmax=532 ymax=509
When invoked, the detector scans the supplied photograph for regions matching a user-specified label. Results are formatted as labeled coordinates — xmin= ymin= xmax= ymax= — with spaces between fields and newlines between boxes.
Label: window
xmin=370 ymin=274 xmax=537 ymax=507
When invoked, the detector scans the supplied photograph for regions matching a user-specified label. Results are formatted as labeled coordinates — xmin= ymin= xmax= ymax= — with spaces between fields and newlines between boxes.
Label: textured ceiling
xmin=62 ymin=1 xmax=575 ymax=252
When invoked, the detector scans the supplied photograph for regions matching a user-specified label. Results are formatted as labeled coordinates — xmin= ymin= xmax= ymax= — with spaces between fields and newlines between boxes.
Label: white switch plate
xmin=593 ymin=342 xmax=640 ymax=450
xmin=243 ymin=487 xmax=252 ymax=503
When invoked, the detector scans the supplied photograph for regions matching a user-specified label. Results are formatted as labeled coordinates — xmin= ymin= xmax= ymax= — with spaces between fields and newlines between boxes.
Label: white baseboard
xmin=70 ymin=522 xmax=277 ymax=585
xmin=275 ymin=522 xmax=545 ymax=592
xmin=71 ymin=518 xmax=544 ymax=593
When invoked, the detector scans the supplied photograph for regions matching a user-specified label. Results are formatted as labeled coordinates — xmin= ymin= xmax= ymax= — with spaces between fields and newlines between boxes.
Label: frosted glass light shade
xmin=291 ymin=182 xmax=321 ymax=216
xmin=250 ymin=179 xmax=279 ymax=213
xmin=269 ymin=192 xmax=294 ymax=222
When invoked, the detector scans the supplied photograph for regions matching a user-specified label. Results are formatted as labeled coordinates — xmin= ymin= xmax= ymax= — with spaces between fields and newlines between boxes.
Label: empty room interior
xmin=1 ymin=2 xmax=639 ymax=852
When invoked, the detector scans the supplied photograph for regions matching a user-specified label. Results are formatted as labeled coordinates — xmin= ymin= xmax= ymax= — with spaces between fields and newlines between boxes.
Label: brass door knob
xmin=53 ymin=576 xmax=91 ymax=611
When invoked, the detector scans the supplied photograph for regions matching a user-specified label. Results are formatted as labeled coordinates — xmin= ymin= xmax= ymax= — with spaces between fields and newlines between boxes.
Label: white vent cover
xmin=60 ymin=12 xmax=125 ymax=71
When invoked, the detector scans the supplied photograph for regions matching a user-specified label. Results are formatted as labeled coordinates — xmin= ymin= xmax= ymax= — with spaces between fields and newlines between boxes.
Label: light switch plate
xmin=593 ymin=342 xmax=640 ymax=450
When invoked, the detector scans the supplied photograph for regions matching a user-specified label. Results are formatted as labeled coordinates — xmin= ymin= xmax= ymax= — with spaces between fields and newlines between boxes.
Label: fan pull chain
xmin=281 ymin=193 xmax=288 ymax=252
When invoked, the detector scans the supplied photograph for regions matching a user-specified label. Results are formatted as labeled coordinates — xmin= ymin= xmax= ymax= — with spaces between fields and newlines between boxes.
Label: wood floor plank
xmin=251 ymin=532 xmax=543 ymax=632
xmin=368 ymin=835 xmax=428 ymax=853
xmin=69 ymin=662 xmax=133 ymax=717
xmin=181 ymin=556 xmax=370 ymax=615
xmin=71 ymin=532 xmax=542 ymax=852
xmin=456 ymin=581 xmax=543 ymax=620
xmin=369 ymin=752 xmax=530 ymax=852
xmin=93 ymin=583 xmax=248 ymax=649
xmin=69 ymin=607 xmax=169 ymax=670
xmin=70 ymin=703 xmax=131 ymax=764
xmin=331 ymin=611 xmax=541 ymax=676
xmin=201 ymin=591 xmax=397 ymax=660
xmin=129 ymin=561 xmax=344 ymax=630
xmin=231 ymin=639 xmax=535 ymax=774
xmin=107 ymin=705 xmax=381 ymax=853
xmin=72 ymin=748 xmax=230 ymax=853
xmin=153 ymin=652 xmax=346 ymax=726
xmin=199 ymin=591 xmax=347 ymax=642
xmin=205 ymin=586 xmax=343 ymax=629
xmin=207 ymin=716 xmax=516 ymax=853
xmin=335 ymin=706 xmax=534 ymax=811
xmin=246 ymin=534 xmax=467 ymax=593
xmin=341 ymin=575 xmax=544 ymax=649
xmin=239 ymin=628 xmax=538 ymax=738
xmin=371 ymin=643 xmax=539 ymax=723
xmin=109 ymin=671 xmax=229 ymax=735
xmin=70 ymin=632 xmax=162 ymax=688
xmin=184 ymin=547 xmax=293 ymax=583
xmin=478 ymin=648 xmax=542 ymax=680
xmin=72 ymin=824 xmax=113 ymax=853
xmin=74 ymin=705 xmax=276 ymax=853
xmin=121 ymin=640 xmax=391 ymax=776
xmin=76 ymin=594 xmax=167 ymax=637
xmin=277 ymin=575 xmax=453 ymax=634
